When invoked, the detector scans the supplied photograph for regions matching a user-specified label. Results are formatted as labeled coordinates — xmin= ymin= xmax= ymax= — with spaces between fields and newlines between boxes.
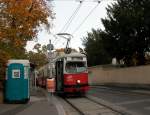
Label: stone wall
xmin=88 ymin=65 xmax=150 ymax=88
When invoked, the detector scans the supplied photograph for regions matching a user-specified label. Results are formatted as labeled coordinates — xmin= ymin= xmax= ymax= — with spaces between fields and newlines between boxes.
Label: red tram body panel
xmin=55 ymin=53 xmax=89 ymax=95
xmin=37 ymin=52 xmax=89 ymax=95
xmin=63 ymin=73 xmax=89 ymax=93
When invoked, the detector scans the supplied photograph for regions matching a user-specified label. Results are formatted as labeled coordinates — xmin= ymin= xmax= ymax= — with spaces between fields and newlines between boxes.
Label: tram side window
xmin=65 ymin=62 xmax=86 ymax=73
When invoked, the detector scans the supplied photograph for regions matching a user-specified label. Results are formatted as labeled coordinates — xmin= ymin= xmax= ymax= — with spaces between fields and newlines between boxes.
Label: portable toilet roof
xmin=7 ymin=60 xmax=30 ymax=66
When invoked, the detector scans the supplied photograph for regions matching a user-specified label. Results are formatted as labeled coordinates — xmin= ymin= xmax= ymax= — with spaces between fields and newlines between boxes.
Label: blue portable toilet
xmin=5 ymin=60 xmax=30 ymax=103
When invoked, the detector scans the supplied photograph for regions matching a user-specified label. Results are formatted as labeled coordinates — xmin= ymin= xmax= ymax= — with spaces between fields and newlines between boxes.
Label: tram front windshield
xmin=65 ymin=61 xmax=86 ymax=73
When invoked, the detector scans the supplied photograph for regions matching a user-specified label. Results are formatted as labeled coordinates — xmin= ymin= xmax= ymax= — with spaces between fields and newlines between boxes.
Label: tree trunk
xmin=137 ymin=52 xmax=145 ymax=65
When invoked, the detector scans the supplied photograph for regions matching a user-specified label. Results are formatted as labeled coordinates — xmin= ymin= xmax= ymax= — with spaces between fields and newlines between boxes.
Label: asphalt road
xmin=88 ymin=86 xmax=150 ymax=115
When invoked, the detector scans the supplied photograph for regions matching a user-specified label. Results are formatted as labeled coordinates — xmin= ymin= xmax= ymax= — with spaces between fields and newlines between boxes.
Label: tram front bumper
xmin=64 ymin=84 xmax=89 ymax=93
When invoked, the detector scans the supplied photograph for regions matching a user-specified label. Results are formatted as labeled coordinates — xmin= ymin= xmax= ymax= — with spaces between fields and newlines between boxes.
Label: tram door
xmin=55 ymin=60 xmax=64 ymax=92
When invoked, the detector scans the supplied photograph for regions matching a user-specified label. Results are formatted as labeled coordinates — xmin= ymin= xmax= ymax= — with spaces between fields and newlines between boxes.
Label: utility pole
xmin=47 ymin=40 xmax=54 ymax=78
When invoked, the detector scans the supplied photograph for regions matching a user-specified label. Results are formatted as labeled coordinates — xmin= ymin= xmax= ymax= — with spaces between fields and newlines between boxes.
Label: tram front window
xmin=65 ymin=62 xmax=86 ymax=73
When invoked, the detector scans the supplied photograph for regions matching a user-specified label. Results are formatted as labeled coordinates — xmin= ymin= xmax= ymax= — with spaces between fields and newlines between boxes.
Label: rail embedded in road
xmin=63 ymin=97 xmax=123 ymax=115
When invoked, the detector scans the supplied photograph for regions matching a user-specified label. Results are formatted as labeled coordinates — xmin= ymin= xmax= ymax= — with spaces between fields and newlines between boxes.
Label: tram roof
xmin=7 ymin=59 xmax=30 ymax=66
xmin=53 ymin=53 xmax=86 ymax=62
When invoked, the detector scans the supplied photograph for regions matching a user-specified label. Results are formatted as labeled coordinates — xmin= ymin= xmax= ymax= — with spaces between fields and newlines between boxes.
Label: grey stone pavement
xmin=1 ymin=86 xmax=150 ymax=115
xmin=0 ymin=88 xmax=60 ymax=115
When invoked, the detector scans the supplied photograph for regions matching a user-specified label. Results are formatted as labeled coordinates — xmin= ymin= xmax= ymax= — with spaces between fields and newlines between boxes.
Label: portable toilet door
xmin=5 ymin=60 xmax=30 ymax=103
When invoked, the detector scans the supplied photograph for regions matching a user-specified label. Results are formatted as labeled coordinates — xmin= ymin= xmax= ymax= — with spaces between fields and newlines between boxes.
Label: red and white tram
xmin=54 ymin=53 xmax=89 ymax=95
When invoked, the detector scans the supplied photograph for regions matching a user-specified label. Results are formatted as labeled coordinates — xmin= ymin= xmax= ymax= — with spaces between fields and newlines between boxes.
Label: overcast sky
xmin=26 ymin=0 xmax=114 ymax=51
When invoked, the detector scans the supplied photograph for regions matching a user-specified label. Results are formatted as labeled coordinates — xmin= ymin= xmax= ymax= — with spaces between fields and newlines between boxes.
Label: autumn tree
xmin=1 ymin=0 xmax=53 ymax=45
xmin=33 ymin=43 xmax=42 ymax=53
xmin=0 ymin=0 xmax=53 ymax=78
xmin=0 ymin=51 xmax=10 ymax=80
xmin=27 ymin=43 xmax=48 ymax=68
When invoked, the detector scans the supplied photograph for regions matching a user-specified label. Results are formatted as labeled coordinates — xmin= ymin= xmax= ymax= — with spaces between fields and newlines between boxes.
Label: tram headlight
xmin=77 ymin=80 xmax=81 ymax=84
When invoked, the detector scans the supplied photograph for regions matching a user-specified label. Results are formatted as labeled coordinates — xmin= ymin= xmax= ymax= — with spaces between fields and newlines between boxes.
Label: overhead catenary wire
xmin=60 ymin=1 xmax=83 ymax=33
xmin=54 ymin=1 xmax=83 ymax=47
xmin=51 ymin=0 xmax=102 ymax=48
xmin=72 ymin=1 xmax=101 ymax=35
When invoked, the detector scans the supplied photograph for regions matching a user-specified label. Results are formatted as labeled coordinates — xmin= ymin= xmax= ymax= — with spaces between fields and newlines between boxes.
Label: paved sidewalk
xmin=0 ymin=88 xmax=59 ymax=115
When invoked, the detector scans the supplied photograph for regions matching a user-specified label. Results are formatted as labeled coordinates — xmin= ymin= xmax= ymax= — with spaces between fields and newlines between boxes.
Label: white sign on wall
xmin=12 ymin=69 xmax=20 ymax=78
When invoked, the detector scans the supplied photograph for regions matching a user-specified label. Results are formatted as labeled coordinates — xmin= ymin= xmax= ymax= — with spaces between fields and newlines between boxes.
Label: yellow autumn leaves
xmin=0 ymin=0 xmax=53 ymax=78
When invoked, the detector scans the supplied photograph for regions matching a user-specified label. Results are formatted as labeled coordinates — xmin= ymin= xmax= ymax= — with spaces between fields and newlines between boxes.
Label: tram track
xmin=63 ymin=98 xmax=85 ymax=115
xmin=86 ymin=96 xmax=125 ymax=115
xmin=63 ymin=96 xmax=125 ymax=115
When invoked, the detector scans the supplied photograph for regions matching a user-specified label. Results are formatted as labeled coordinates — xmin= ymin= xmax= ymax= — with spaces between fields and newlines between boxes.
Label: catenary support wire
xmin=59 ymin=1 xmax=83 ymax=33
xmin=72 ymin=1 xmax=101 ymax=35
